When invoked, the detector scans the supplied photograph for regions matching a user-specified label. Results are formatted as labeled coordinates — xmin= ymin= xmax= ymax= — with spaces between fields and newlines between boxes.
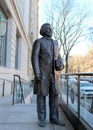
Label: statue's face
xmin=40 ymin=23 xmax=53 ymax=37
xmin=44 ymin=24 xmax=53 ymax=37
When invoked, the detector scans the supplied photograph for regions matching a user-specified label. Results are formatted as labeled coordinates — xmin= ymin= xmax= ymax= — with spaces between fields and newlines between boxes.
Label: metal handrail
xmin=12 ymin=75 xmax=25 ymax=105
xmin=12 ymin=75 xmax=32 ymax=105
xmin=0 ymin=75 xmax=32 ymax=105
xmin=60 ymin=72 xmax=93 ymax=129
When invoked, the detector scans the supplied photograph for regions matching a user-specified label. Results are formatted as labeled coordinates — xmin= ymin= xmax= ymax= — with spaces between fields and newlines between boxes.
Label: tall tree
xmin=44 ymin=0 xmax=88 ymax=73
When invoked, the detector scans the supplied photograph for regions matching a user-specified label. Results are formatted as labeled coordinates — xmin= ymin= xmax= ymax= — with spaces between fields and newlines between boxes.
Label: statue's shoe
xmin=50 ymin=119 xmax=65 ymax=126
xmin=38 ymin=121 xmax=46 ymax=127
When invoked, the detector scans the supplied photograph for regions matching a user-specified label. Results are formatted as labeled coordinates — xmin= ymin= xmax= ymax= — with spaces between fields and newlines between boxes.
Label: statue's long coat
xmin=31 ymin=36 xmax=59 ymax=96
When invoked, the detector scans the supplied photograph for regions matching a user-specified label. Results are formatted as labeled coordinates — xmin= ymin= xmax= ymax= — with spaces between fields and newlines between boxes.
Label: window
xmin=0 ymin=9 xmax=7 ymax=66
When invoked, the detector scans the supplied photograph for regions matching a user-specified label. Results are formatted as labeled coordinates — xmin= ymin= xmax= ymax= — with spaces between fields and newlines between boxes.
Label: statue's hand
xmin=35 ymin=74 xmax=41 ymax=87
xmin=35 ymin=74 xmax=41 ymax=81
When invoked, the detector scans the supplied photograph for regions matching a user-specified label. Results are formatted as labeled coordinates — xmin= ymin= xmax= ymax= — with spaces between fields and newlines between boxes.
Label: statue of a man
xmin=31 ymin=23 xmax=65 ymax=127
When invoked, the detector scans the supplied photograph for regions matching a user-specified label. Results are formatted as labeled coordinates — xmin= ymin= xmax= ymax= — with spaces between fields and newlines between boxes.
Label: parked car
xmin=80 ymin=81 xmax=93 ymax=97
xmin=70 ymin=81 xmax=93 ymax=98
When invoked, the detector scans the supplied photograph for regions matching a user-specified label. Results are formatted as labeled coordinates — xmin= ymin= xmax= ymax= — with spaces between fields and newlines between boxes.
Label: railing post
xmin=2 ymin=80 xmax=5 ymax=96
xmin=12 ymin=76 xmax=15 ymax=105
xmin=67 ymin=75 xmax=68 ymax=106
xmin=78 ymin=75 xmax=80 ymax=119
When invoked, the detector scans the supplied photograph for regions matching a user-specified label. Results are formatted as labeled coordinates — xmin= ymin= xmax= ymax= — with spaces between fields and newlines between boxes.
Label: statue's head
xmin=40 ymin=23 xmax=53 ymax=37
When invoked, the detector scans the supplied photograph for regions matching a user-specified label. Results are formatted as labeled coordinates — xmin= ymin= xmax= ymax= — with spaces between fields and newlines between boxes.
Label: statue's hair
xmin=40 ymin=23 xmax=52 ymax=37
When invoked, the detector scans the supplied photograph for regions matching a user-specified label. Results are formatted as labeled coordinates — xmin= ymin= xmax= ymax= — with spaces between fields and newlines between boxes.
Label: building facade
xmin=0 ymin=0 xmax=39 ymax=81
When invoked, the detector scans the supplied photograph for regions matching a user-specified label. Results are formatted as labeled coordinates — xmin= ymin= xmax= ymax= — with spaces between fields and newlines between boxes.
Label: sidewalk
xmin=0 ymin=95 xmax=74 ymax=130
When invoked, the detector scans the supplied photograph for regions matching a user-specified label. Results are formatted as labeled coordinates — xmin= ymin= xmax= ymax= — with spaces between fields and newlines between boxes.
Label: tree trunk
xmin=65 ymin=55 xmax=68 ymax=73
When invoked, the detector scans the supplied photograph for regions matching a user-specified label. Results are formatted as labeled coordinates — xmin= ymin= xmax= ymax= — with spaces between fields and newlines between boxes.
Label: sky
xmin=39 ymin=0 xmax=93 ymax=56
xmin=70 ymin=0 xmax=93 ymax=56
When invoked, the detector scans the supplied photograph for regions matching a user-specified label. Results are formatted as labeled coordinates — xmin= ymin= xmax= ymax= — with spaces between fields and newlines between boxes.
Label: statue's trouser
xmin=37 ymin=72 xmax=59 ymax=122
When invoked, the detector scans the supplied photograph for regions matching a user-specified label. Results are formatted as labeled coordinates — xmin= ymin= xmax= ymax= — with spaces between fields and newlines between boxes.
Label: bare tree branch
xmin=43 ymin=0 xmax=88 ymax=72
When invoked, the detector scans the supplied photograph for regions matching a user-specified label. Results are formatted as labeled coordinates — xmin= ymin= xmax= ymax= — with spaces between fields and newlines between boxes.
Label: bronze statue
xmin=31 ymin=23 xmax=65 ymax=127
